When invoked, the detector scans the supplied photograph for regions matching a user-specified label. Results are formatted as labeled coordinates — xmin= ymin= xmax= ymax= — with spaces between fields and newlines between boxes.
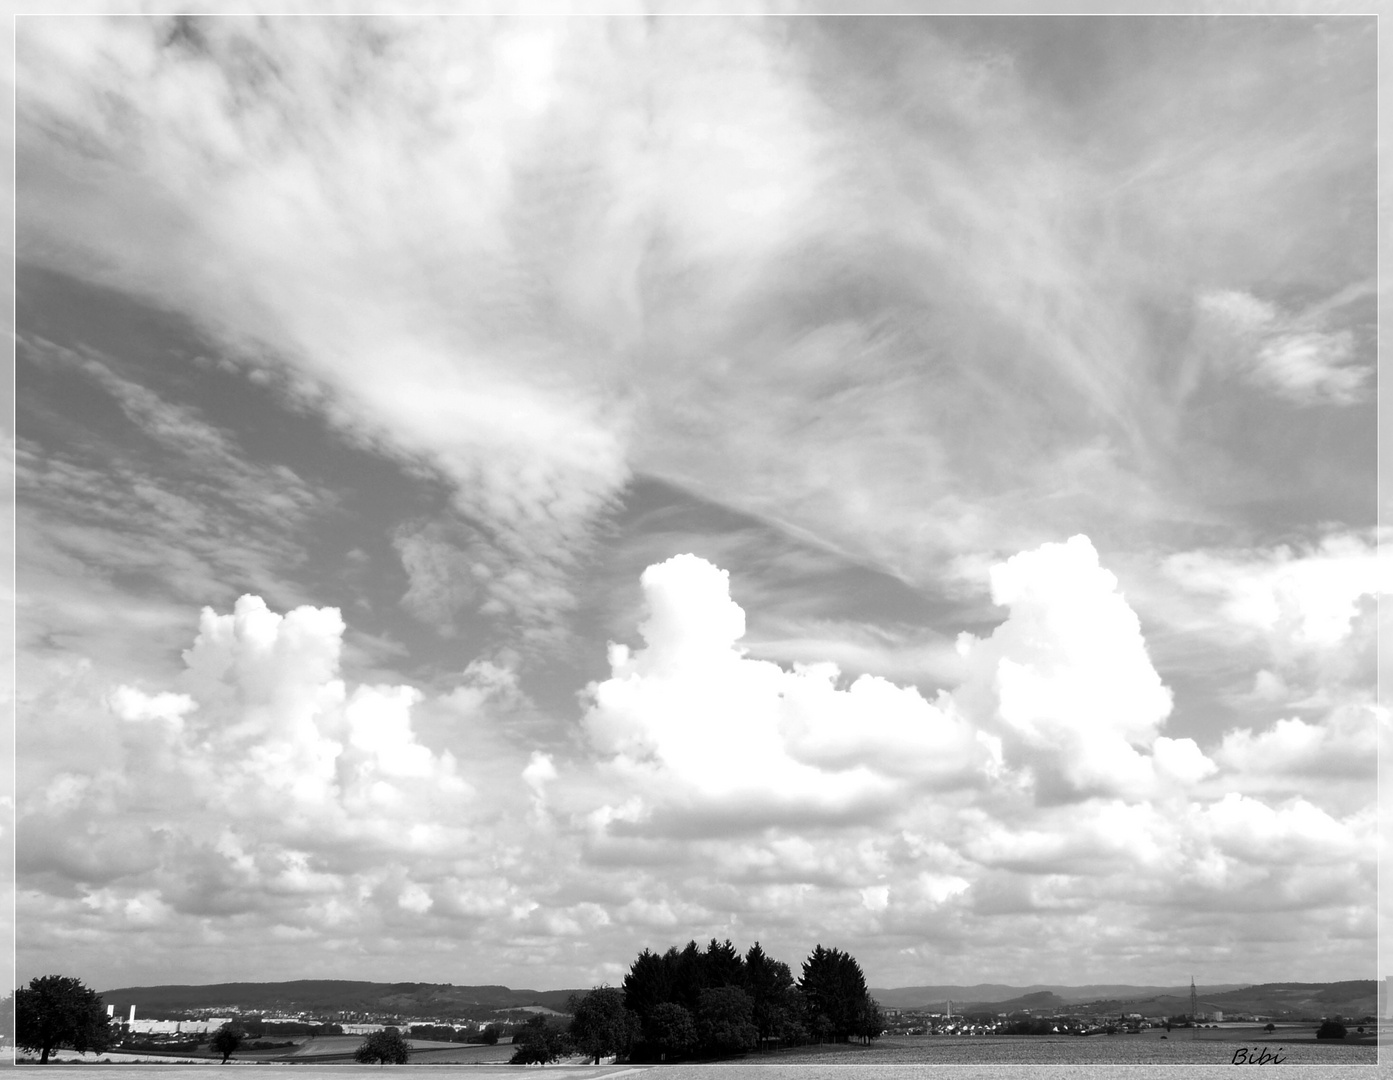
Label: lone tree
xmin=355 ymin=1027 xmax=411 ymax=1064
xmin=14 ymin=975 xmax=113 ymax=1064
xmin=568 ymin=988 xmax=639 ymax=1064
xmin=1315 ymin=1020 xmax=1347 ymax=1040
xmin=508 ymin=1015 xmax=572 ymax=1064
xmin=211 ymin=1022 xmax=245 ymax=1063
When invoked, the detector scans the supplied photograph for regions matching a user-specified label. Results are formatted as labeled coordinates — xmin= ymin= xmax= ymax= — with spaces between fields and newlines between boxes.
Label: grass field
xmin=757 ymin=1028 xmax=1378 ymax=1066
xmin=26 ymin=1025 xmax=1380 ymax=1071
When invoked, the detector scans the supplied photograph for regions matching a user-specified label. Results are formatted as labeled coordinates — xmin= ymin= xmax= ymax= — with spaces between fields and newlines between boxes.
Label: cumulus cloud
xmin=1163 ymin=531 xmax=1384 ymax=651
xmin=17 ymin=540 xmax=1379 ymax=989
xmin=579 ymin=553 xmax=994 ymax=832
xmin=138 ymin=595 xmax=471 ymax=846
xmin=1210 ymin=703 xmax=1379 ymax=818
xmin=17 ymin=594 xmax=498 ymax=952
xmin=953 ymin=535 xmax=1199 ymax=803
xmin=562 ymin=541 xmax=1368 ymax=974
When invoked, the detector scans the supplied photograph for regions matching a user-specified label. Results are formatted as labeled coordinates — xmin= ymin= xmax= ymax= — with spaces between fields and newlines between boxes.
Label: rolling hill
xmin=869 ymin=983 xmax=1249 ymax=1010
xmin=97 ymin=980 xmax=585 ymax=1020
xmin=869 ymin=980 xmax=1377 ymax=1020
xmin=98 ymin=977 xmax=1378 ymax=1024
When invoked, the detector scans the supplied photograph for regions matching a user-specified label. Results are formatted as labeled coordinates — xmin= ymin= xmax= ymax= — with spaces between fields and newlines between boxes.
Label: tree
xmin=744 ymin=943 xmax=802 ymax=1049
xmin=478 ymin=1024 xmax=500 ymax=1045
xmin=568 ymin=988 xmax=638 ymax=1064
xmin=695 ymin=986 xmax=758 ymax=1057
xmin=1264 ymin=1023 xmax=1275 ymax=1034
xmin=623 ymin=949 xmax=672 ymax=1022
xmin=354 ymin=1027 xmax=411 ymax=1064
xmin=508 ymin=1015 xmax=571 ymax=1064
xmin=1315 ymin=1020 xmax=1346 ymax=1040
xmin=644 ymin=1002 xmax=697 ymax=1061
xmin=799 ymin=945 xmax=877 ymax=1044
xmin=672 ymin=941 xmax=707 ymax=1012
xmin=14 ymin=975 xmax=113 ymax=1064
xmin=703 ymin=939 xmax=745 ymax=989
xmin=211 ymin=1022 xmax=245 ymax=1063
xmin=852 ymin=996 xmax=884 ymax=1044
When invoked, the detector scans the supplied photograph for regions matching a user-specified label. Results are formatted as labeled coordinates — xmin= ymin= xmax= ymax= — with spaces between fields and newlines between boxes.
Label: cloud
xmin=1195 ymin=288 xmax=1372 ymax=406
xmin=16 ymin=335 xmax=333 ymax=661
xmin=17 ymin=541 xmax=1378 ymax=989
xmin=391 ymin=520 xmax=486 ymax=636
xmin=19 ymin=594 xmax=484 ymax=914
xmin=577 ymin=553 xmax=995 ymax=833
xmin=1161 ymin=530 xmax=1383 ymax=652
xmin=953 ymin=535 xmax=1192 ymax=803
xmin=13 ymin=16 xmax=1376 ymax=990
xmin=19 ymin=16 xmax=644 ymax=647
xmin=137 ymin=595 xmax=471 ymax=845
xmin=1210 ymin=703 xmax=1379 ymax=816
xmin=19 ymin=15 xmax=1373 ymax=641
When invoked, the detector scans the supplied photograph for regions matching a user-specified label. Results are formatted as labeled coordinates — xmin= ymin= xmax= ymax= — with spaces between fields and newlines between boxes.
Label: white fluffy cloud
xmin=579 ymin=554 xmax=995 ymax=831
xmin=17 ymin=537 xmax=1377 ymax=988
xmin=1163 ymin=531 xmax=1384 ymax=651
xmin=953 ymin=535 xmax=1203 ymax=802
xmin=563 ymin=541 xmax=1369 ymax=971
xmin=116 ymin=595 xmax=472 ymax=848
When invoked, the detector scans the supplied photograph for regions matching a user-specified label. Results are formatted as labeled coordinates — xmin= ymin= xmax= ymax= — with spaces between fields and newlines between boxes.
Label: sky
xmin=11 ymin=10 xmax=1383 ymax=996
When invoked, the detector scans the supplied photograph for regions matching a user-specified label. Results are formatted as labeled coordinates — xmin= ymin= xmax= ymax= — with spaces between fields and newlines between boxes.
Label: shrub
xmin=355 ymin=1027 xmax=411 ymax=1063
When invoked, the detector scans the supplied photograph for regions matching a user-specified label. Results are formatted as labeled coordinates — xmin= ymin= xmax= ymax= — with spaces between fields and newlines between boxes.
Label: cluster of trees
xmin=241 ymin=1018 xmax=344 ymax=1038
xmin=512 ymin=939 xmax=882 ymax=1065
xmin=407 ymin=1022 xmax=500 ymax=1044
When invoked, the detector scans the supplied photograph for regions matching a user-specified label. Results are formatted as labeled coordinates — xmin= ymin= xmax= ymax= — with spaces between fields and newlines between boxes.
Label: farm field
xmin=26 ymin=1025 xmax=1381 ymax=1074
xmin=31 ymin=1035 xmax=512 ymax=1066
xmin=737 ymin=1029 xmax=1378 ymax=1066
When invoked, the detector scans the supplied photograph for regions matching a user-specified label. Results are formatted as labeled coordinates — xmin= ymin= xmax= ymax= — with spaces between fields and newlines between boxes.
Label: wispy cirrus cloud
xmin=20 ymin=14 xmax=1373 ymax=639
xmin=1194 ymin=287 xmax=1373 ymax=406
xmin=17 ymin=334 xmax=332 ymax=666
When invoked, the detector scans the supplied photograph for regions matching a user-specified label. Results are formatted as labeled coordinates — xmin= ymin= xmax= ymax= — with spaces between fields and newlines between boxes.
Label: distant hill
xmin=97 ymin=980 xmax=586 ymax=1021
xmin=100 ymin=976 xmax=1378 ymax=1025
xmin=870 ymin=980 xmax=1377 ymax=1020
xmin=869 ymin=983 xmax=1248 ymax=1010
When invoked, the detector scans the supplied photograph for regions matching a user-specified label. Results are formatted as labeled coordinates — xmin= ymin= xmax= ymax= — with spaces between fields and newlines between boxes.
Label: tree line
xmin=512 ymin=938 xmax=884 ymax=1064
